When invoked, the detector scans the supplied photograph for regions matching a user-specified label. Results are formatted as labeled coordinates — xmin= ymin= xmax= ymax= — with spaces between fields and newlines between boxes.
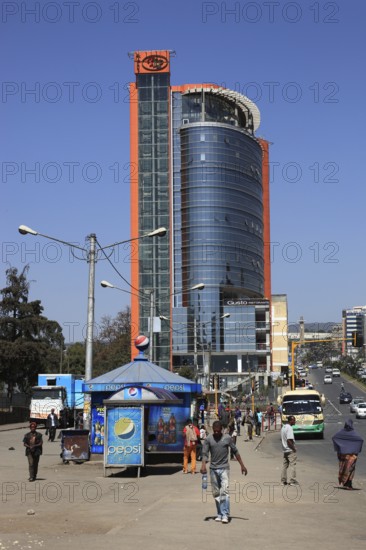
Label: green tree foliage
xmin=92 ymin=307 xmax=131 ymax=376
xmin=0 ymin=266 xmax=64 ymax=397
xmin=65 ymin=342 xmax=86 ymax=376
xmin=174 ymin=366 xmax=195 ymax=381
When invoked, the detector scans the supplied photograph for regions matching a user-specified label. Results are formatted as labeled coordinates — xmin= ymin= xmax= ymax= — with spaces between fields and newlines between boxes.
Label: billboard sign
xmin=104 ymin=406 xmax=144 ymax=467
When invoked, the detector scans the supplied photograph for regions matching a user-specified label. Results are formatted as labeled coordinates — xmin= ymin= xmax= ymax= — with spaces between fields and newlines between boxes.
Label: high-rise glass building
xmin=130 ymin=50 xmax=272 ymax=385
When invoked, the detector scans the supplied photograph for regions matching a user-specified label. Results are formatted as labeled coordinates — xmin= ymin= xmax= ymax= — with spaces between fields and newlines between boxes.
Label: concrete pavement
xmin=0 ymin=422 xmax=365 ymax=549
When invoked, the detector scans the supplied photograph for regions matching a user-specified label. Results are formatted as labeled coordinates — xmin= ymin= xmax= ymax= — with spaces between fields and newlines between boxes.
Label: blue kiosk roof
xmin=83 ymin=353 xmax=202 ymax=394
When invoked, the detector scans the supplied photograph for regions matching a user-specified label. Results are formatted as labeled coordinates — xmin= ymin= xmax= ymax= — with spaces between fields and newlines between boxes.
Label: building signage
xmin=142 ymin=54 xmax=168 ymax=72
xmin=84 ymin=382 xmax=198 ymax=393
xmin=224 ymin=299 xmax=269 ymax=306
xmin=104 ymin=406 xmax=144 ymax=467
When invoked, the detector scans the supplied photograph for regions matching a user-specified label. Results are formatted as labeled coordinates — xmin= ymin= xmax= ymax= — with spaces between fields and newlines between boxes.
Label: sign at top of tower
xmin=134 ymin=50 xmax=171 ymax=74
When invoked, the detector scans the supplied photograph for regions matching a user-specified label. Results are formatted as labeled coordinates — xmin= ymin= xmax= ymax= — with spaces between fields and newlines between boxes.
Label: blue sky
xmin=1 ymin=0 xmax=365 ymax=342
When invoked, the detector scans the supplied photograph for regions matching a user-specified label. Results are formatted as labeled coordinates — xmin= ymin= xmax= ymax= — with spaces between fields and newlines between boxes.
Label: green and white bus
xmin=278 ymin=389 xmax=325 ymax=438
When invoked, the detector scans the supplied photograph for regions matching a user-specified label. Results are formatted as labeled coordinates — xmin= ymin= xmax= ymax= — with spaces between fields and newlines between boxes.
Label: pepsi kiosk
xmin=83 ymin=336 xmax=201 ymax=476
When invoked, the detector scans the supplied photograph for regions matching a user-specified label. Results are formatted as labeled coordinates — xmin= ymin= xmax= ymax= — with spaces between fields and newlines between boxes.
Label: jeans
xmin=210 ymin=468 xmax=230 ymax=518
xmin=281 ymin=451 xmax=297 ymax=483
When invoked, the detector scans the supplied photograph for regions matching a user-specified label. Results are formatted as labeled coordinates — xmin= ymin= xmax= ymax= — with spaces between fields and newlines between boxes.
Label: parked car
xmin=332 ymin=368 xmax=341 ymax=377
xmin=324 ymin=375 xmax=333 ymax=384
xmin=339 ymin=392 xmax=352 ymax=404
xmin=355 ymin=403 xmax=366 ymax=419
xmin=350 ymin=397 xmax=365 ymax=413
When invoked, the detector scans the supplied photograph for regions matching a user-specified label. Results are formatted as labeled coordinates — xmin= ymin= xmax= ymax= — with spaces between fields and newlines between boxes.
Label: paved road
xmin=0 ymin=417 xmax=365 ymax=550
xmin=304 ymin=368 xmax=366 ymax=478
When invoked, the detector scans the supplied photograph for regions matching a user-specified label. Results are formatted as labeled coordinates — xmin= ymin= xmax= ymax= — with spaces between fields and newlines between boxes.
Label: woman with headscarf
xmin=332 ymin=419 xmax=363 ymax=489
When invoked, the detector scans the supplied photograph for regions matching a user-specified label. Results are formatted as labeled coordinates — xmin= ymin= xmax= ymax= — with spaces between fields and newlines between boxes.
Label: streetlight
xmin=18 ymin=224 xmax=166 ymax=428
xmin=101 ymin=280 xmax=205 ymax=363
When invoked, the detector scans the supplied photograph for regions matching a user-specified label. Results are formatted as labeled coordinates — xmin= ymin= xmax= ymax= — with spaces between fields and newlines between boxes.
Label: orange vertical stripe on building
xmin=130 ymin=82 xmax=139 ymax=360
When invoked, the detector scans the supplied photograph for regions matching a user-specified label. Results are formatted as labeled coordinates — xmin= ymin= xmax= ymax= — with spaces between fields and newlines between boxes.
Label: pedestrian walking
xmin=265 ymin=402 xmax=275 ymax=430
xmin=234 ymin=406 xmax=242 ymax=436
xmin=199 ymin=403 xmax=205 ymax=425
xmin=182 ymin=418 xmax=200 ymax=474
xmin=281 ymin=415 xmax=298 ymax=486
xmin=23 ymin=422 xmax=43 ymax=482
xmin=228 ymin=413 xmax=238 ymax=459
xmin=46 ymin=408 xmax=59 ymax=442
xmin=332 ymin=419 xmax=364 ymax=490
xmin=220 ymin=406 xmax=230 ymax=432
xmin=254 ymin=407 xmax=262 ymax=437
xmin=242 ymin=407 xmax=254 ymax=441
xmin=200 ymin=420 xmax=247 ymax=524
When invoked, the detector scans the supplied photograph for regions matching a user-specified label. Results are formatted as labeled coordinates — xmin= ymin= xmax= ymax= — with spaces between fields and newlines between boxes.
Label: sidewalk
xmin=0 ymin=424 xmax=365 ymax=550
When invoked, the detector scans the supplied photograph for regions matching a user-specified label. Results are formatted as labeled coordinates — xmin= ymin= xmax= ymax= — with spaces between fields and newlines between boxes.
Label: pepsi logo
xmin=128 ymin=387 xmax=138 ymax=397
xmin=134 ymin=335 xmax=149 ymax=351
xmin=114 ymin=417 xmax=136 ymax=440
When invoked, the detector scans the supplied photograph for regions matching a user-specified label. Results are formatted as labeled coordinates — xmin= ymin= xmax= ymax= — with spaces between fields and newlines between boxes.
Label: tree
xmin=174 ymin=366 xmax=196 ymax=381
xmin=65 ymin=342 xmax=86 ymax=376
xmin=92 ymin=307 xmax=131 ymax=376
xmin=0 ymin=266 xmax=64 ymax=397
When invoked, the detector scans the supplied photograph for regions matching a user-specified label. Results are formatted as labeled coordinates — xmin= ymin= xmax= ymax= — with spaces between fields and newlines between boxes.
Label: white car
xmin=355 ymin=403 xmax=366 ymax=419
xmin=350 ymin=397 xmax=365 ymax=413
xmin=324 ymin=375 xmax=333 ymax=384
xmin=332 ymin=368 xmax=341 ymax=377
xmin=325 ymin=366 xmax=333 ymax=373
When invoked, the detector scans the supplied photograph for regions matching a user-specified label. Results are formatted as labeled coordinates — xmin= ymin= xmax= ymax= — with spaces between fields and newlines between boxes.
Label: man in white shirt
xmin=281 ymin=415 xmax=299 ymax=486
xmin=47 ymin=408 xmax=59 ymax=442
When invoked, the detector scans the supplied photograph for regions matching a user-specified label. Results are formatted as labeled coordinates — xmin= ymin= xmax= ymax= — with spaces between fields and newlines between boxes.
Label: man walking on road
xmin=23 ymin=422 xmax=43 ymax=482
xmin=46 ymin=408 xmax=59 ymax=442
xmin=200 ymin=420 xmax=247 ymax=524
xmin=281 ymin=415 xmax=299 ymax=486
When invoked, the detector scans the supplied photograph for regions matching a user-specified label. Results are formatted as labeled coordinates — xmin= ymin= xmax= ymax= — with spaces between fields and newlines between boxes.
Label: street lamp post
xmin=18 ymin=224 xmax=166 ymax=429
xmin=102 ymin=281 xmax=205 ymax=364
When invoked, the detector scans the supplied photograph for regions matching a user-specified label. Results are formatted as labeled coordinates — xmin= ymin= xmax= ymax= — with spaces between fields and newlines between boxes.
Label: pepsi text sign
xmin=105 ymin=406 xmax=144 ymax=467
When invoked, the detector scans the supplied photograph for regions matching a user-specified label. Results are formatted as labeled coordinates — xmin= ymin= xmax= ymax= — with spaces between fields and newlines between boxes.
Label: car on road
xmin=324 ymin=375 xmax=333 ymax=384
xmin=339 ymin=392 xmax=352 ymax=404
xmin=332 ymin=368 xmax=341 ymax=377
xmin=355 ymin=403 xmax=366 ymax=419
xmin=325 ymin=366 xmax=333 ymax=373
xmin=350 ymin=397 xmax=365 ymax=413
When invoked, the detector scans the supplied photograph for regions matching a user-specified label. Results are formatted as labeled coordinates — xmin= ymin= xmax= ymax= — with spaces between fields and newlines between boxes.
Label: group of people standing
xmin=218 ymin=403 xmax=264 ymax=442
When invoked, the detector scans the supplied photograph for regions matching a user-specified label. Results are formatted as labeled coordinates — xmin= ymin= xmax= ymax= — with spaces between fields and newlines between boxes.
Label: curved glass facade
xmin=180 ymin=123 xmax=264 ymax=296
